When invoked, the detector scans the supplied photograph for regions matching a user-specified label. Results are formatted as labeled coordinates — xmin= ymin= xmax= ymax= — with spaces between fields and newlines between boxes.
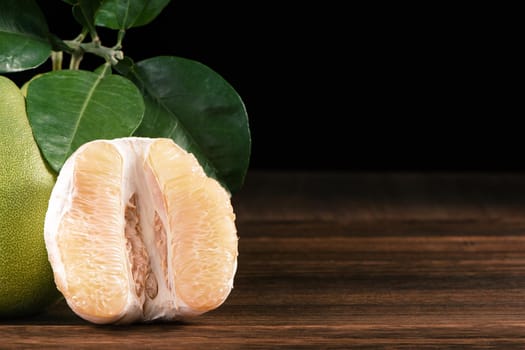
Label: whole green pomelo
xmin=0 ymin=75 xmax=60 ymax=317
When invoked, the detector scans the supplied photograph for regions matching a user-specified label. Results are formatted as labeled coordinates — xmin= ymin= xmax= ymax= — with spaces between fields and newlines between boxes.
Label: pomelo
xmin=0 ymin=75 xmax=60 ymax=317
xmin=44 ymin=137 xmax=238 ymax=324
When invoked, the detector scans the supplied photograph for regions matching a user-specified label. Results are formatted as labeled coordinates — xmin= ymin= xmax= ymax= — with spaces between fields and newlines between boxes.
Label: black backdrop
xmin=10 ymin=2 xmax=519 ymax=172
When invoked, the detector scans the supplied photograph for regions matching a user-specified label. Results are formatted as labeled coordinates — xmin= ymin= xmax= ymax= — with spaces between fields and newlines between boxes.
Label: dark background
xmin=12 ymin=2 xmax=519 ymax=172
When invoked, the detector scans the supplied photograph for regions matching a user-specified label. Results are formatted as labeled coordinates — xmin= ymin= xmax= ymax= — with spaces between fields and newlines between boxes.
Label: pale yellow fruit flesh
xmin=57 ymin=142 xmax=128 ymax=319
xmin=148 ymin=139 xmax=237 ymax=312
xmin=47 ymin=137 xmax=238 ymax=323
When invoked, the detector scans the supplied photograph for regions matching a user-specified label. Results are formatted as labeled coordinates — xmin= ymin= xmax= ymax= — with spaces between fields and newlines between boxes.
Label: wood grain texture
xmin=3 ymin=171 xmax=525 ymax=349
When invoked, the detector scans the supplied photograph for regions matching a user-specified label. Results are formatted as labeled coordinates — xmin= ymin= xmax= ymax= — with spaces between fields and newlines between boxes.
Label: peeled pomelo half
xmin=44 ymin=137 xmax=238 ymax=324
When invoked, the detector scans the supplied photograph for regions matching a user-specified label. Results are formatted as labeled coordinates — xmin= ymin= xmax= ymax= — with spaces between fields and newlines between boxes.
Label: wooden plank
xmin=3 ymin=171 xmax=525 ymax=348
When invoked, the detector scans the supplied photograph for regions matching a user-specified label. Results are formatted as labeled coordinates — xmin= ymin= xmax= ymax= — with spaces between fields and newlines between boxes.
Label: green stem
xmin=51 ymin=51 xmax=63 ymax=71
xmin=115 ymin=30 xmax=126 ymax=50
xmin=63 ymin=40 xmax=124 ymax=66
xmin=73 ymin=28 xmax=88 ymax=43
xmin=85 ymin=41 xmax=124 ymax=65
xmin=69 ymin=51 xmax=83 ymax=70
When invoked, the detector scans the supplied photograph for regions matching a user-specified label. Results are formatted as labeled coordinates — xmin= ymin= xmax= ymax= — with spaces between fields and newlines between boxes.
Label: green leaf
xmin=95 ymin=0 xmax=171 ymax=29
xmin=113 ymin=56 xmax=135 ymax=76
xmin=0 ymin=0 xmax=51 ymax=72
xmin=26 ymin=66 xmax=145 ymax=172
xmin=70 ymin=0 xmax=104 ymax=36
xmin=120 ymin=56 xmax=251 ymax=193
xmin=94 ymin=63 xmax=112 ymax=75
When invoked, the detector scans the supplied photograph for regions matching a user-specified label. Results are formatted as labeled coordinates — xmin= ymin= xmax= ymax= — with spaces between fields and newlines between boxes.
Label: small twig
xmin=51 ymin=51 xmax=63 ymax=71
xmin=63 ymin=40 xmax=124 ymax=66
xmin=69 ymin=50 xmax=83 ymax=70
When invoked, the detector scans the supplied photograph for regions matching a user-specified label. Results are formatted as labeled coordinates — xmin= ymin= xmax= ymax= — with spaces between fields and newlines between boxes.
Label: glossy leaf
xmin=26 ymin=66 xmax=145 ymax=172
xmin=120 ymin=56 xmax=251 ymax=193
xmin=95 ymin=0 xmax=171 ymax=29
xmin=94 ymin=63 xmax=112 ymax=75
xmin=71 ymin=0 xmax=103 ymax=35
xmin=0 ymin=0 xmax=51 ymax=72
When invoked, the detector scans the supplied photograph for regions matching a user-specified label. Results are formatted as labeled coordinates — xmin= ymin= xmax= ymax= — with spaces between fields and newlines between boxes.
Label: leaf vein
xmin=63 ymin=68 xmax=108 ymax=163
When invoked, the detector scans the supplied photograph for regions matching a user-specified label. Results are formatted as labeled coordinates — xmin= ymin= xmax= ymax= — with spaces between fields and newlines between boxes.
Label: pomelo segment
xmin=44 ymin=137 xmax=238 ymax=324
xmin=147 ymin=139 xmax=238 ymax=312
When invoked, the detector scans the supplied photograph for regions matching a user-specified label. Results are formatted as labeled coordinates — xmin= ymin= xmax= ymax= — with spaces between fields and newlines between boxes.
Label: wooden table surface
xmin=3 ymin=170 xmax=525 ymax=349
